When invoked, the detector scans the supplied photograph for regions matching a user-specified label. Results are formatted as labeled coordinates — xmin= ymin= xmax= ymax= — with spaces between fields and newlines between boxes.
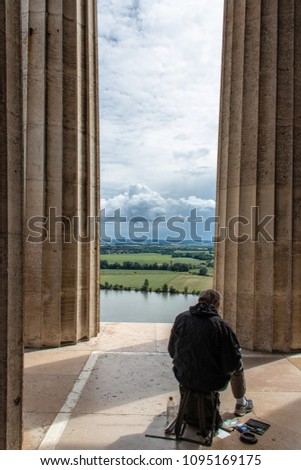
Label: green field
xmin=165 ymin=273 xmax=213 ymax=292
xmin=100 ymin=253 xmax=203 ymax=267
xmin=100 ymin=269 xmax=213 ymax=293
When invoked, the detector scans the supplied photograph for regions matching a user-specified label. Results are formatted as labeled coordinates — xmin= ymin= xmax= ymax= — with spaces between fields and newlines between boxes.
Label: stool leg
xmin=197 ymin=394 xmax=207 ymax=439
xmin=207 ymin=392 xmax=219 ymax=446
xmin=174 ymin=390 xmax=191 ymax=438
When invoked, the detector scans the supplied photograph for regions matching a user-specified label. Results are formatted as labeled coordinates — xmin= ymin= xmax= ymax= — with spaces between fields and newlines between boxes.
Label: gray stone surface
xmin=23 ymin=323 xmax=301 ymax=450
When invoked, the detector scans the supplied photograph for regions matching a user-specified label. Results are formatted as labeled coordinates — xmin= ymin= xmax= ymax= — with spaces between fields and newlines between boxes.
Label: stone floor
xmin=23 ymin=322 xmax=301 ymax=451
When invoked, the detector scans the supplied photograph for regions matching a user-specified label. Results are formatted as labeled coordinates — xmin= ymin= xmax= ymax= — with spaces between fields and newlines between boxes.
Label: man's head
xmin=198 ymin=289 xmax=221 ymax=311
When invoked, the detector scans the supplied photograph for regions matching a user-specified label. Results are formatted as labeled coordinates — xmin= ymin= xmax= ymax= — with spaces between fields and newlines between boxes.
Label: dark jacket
xmin=168 ymin=301 xmax=243 ymax=392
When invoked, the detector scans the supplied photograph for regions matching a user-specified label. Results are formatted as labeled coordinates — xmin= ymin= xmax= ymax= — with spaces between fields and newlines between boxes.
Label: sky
xmin=97 ymin=0 xmax=224 ymax=241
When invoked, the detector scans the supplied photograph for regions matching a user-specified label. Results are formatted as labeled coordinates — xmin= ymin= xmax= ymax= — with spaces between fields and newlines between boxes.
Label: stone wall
xmin=0 ymin=0 xmax=100 ymax=449
xmin=24 ymin=0 xmax=100 ymax=347
xmin=214 ymin=0 xmax=301 ymax=353
xmin=0 ymin=0 xmax=24 ymax=450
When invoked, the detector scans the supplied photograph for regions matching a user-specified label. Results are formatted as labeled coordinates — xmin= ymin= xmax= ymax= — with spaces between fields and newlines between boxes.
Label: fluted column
xmin=214 ymin=0 xmax=301 ymax=352
xmin=0 ymin=1 xmax=24 ymax=449
xmin=24 ymin=0 xmax=100 ymax=347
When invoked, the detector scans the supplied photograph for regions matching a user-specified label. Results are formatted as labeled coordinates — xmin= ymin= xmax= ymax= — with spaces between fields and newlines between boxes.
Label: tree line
xmin=100 ymin=279 xmax=201 ymax=296
xmin=100 ymin=260 xmax=191 ymax=272
xmin=171 ymin=252 xmax=213 ymax=260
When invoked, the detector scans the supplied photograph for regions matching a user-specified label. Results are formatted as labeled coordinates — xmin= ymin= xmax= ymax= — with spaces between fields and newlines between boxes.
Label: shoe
xmin=234 ymin=399 xmax=254 ymax=417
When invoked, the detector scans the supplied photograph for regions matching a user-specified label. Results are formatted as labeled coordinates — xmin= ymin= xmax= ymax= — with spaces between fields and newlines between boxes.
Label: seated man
xmin=168 ymin=289 xmax=253 ymax=424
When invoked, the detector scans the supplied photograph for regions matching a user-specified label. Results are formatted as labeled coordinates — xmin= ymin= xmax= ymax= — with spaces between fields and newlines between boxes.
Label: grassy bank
xmin=100 ymin=269 xmax=213 ymax=294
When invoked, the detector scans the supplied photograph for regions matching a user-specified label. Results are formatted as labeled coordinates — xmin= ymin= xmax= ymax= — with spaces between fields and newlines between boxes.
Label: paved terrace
xmin=23 ymin=322 xmax=301 ymax=450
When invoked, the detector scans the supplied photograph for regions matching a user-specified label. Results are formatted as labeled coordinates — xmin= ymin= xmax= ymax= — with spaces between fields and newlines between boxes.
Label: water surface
xmin=100 ymin=290 xmax=198 ymax=323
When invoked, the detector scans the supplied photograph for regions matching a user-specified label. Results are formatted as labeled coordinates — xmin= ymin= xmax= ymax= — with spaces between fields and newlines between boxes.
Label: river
xmin=100 ymin=290 xmax=199 ymax=323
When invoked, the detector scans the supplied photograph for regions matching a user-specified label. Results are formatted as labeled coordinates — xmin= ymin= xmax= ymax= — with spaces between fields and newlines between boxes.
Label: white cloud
xmin=101 ymin=183 xmax=215 ymax=220
xmin=98 ymin=0 xmax=224 ymax=203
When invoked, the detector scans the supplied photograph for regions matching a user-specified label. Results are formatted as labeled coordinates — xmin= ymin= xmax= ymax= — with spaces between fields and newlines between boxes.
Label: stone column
xmin=214 ymin=0 xmax=301 ymax=352
xmin=0 ymin=1 xmax=24 ymax=449
xmin=24 ymin=0 xmax=100 ymax=347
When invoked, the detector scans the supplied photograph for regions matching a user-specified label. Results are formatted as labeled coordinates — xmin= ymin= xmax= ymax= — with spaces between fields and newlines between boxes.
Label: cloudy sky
xmin=97 ymin=0 xmax=224 ymax=239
